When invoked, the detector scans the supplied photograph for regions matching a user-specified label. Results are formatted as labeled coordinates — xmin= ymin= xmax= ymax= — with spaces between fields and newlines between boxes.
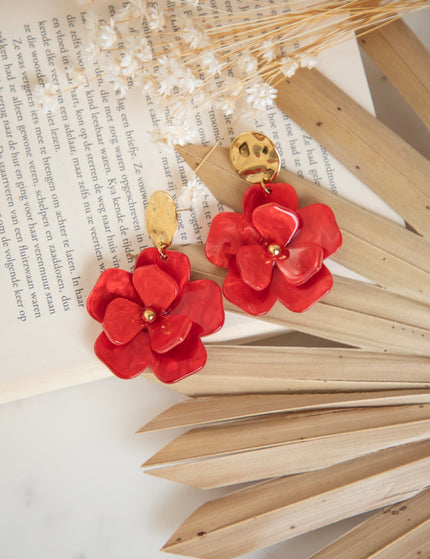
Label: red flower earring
xmin=205 ymin=132 xmax=342 ymax=316
xmin=87 ymin=191 xmax=225 ymax=383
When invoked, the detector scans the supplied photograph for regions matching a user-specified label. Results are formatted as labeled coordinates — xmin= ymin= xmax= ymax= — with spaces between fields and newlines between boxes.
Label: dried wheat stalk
xmin=65 ymin=0 xmax=428 ymax=143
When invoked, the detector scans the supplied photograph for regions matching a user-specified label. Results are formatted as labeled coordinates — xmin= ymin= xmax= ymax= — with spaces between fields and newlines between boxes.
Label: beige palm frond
xmin=140 ymin=16 xmax=430 ymax=559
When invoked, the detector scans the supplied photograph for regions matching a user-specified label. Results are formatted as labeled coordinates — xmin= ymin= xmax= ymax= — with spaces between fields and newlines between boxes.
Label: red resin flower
xmin=87 ymin=248 xmax=224 ymax=383
xmin=205 ymin=183 xmax=342 ymax=315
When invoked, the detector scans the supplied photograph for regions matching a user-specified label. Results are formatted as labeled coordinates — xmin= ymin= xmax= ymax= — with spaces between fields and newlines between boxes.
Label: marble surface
xmin=0 ymin=376 xmax=373 ymax=559
xmin=1 ymin=9 xmax=429 ymax=559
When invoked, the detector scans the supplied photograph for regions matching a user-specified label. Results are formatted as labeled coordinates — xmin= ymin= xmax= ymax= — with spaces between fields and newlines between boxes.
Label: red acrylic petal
xmin=236 ymin=244 xmax=273 ymax=290
xmin=94 ymin=331 xmax=152 ymax=379
xmin=103 ymin=298 xmax=144 ymax=345
xmin=87 ymin=269 xmax=140 ymax=323
xmin=293 ymin=204 xmax=342 ymax=258
xmin=149 ymin=324 xmax=207 ymax=383
xmin=276 ymin=243 xmax=323 ymax=286
xmin=148 ymin=314 xmax=192 ymax=354
xmin=205 ymin=211 xmax=244 ymax=269
xmin=252 ymin=203 xmax=299 ymax=245
xmin=133 ymin=265 xmax=178 ymax=311
xmin=271 ymin=264 xmax=333 ymax=312
xmin=222 ymin=265 xmax=277 ymax=316
xmin=243 ymin=182 xmax=299 ymax=219
xmin=242 ymin=184 xmax=266 ymax=219
xmin=170 ymin=279 xmax=225 ymax=337
xmin=135 ymin=248 xmax=190 ymax=292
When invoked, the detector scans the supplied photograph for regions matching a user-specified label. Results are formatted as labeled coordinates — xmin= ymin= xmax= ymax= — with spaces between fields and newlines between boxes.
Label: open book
xmin=0 ymin=0 xmax=401 ymax=404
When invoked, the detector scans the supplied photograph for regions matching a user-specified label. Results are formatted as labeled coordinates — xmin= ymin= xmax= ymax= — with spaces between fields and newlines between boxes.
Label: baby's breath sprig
xmin=35 ymin=0 xmax=428 ymax=146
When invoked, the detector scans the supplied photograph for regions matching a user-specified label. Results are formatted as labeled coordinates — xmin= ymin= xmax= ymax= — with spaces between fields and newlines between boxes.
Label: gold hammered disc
xmin=145 ymin=191 xmax=178 ymax=253
xmin=230 ymin=131 xmax=281 ymax=185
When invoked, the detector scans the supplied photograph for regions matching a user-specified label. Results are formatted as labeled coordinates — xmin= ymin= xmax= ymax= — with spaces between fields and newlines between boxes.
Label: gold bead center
xmin=268 ymin=244 xmax=282 ymax=257
xmin=143 ymin=308 xmax=157 ymax=323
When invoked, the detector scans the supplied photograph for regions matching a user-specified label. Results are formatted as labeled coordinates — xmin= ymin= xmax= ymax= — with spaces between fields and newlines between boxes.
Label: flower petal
xmin=148 ymin=314 xmax=192 ymax=354
xmin=135 ymin=247 xmax=190 ymax=292
xmin=205 ymin=211 xmax=244 ymax=269
xmin=276 ymin=243 xmax=323 ymax=286
xmin=87 ymin=269 xmax=140 ymax=323
xmin=223 ymin=264 xmax=277 ymax=316
xmin=243 ymin=182 xmax=299 ymax=219
xmin=170 ymin=280 xmax=225 ymax=336
xmin=271 ymin=264 xmax=333 ymax=312
xmin=252 ymin=203 xmax=299 ymax=245
xmin=133 ymin=265 xmax=178 ymax=311
xmin=293 ymin=204 xmax=342 ymax=258
xmin=94 ymin=331 xmax=152 ymax=379
xmin=103 ymin=298 xmax=144 ymax=345
xmin=149 ymin=324 xmax=207 ymax=383
xmin=236 ymin=244 xmax=273 ymax=290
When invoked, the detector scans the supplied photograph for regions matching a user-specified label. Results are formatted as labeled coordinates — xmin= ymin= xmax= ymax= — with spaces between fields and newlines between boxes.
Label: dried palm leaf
xmin=162 ymin=440 xmax=430 ymax=558
xmin=309 ymin=487 xmax=430 ymax=559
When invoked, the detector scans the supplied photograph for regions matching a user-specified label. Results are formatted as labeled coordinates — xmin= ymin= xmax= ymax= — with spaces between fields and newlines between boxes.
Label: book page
xmin=0 ymin=0 xmax=401 ymax=402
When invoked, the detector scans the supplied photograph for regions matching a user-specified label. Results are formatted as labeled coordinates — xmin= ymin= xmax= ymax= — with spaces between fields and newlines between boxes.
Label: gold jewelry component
xmin=268 ymin=244 xmax=282 ymax=257
xmin=143 ymin=308 xmax=157 ymax=323
xmin=145 ymin=190 xmax=178 ymax=260
xmin=260 ymin=178 xmax=272 ymax=194
xmin=230 ymin=132 xmax=281 ymax=188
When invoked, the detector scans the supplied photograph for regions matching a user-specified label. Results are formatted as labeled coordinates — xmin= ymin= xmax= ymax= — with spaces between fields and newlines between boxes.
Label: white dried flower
xmin=113 ymin=6 xmax=131 ymax=23
xmin=99 ymin=19 xmax=117 ymax=49
xmin=84 ymin=41 xmax=100 ymax=63
xmin=178 ymin=177 xmax=206 ymax=207
xmin=150 ymin=121 xmax=198 ymax=149
xmin=237 ymin=53 xmax=258 ymax=76
xmin=176 ymin=15 xmax=193 ymax=30
xmin=157 ymin=54 xmax=180 ymax=74
xmin=191 ymin=90 xmax=206 ymax=106
xmin=135 ymin=71 xmax=156 ymax=94
xmin=120 ymin=52 xmax=140 ymax=77
xmin=222 ymin=76 xmax=243 ymax=98
xmin=260 ymin=40 xmax=278 ymax=63
xmin=171 ymin=121 xmax=198 ymax=145
xmin=180 ymin=68 xmax=202 ymax=94
xmin=34 ymin=82 xmax=59 ymax=114
xmin=157 ymin=76 xmax=176 ymax=98
xmin=68 ymin=0 xmax=316 ymax=145
xmin=128 ymin=0 xmax=148 ymax=18
xmin=279 ymin=57 xmax=299 ymax=78
xmin=147 ymin=7 xmax=166 ymax=32
xmin=124 ymin=37 xmax=152 ymax=64
xmin=181 ymin=25 xmax=208 ymax=49
xmin=246 ymin=82 xmax=277 ymax=111
xmin=200 ymin=52 xmax=224 ymax=78
xmin=111 ymin=75 xmax=130 ymax=97
xmin=156 ymin=55 xmax=183 ymax=96
xmin=104 ymin=55 xmax=122 ymax=78
xmin=215 ymin=95 xmax=237 ymax=116
xmin=299 ymin=54 xmax=317 ymax=69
